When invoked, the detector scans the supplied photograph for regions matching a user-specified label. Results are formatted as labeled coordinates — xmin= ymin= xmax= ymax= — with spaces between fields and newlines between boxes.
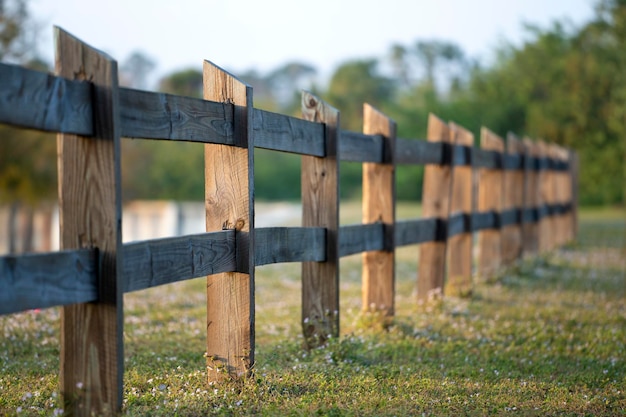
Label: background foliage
xmin=1 ymin=0 xmax=624 ymax=206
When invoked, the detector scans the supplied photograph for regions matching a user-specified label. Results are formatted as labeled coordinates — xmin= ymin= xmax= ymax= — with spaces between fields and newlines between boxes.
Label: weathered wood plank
xmin=394 ymin=218 xmax=441 ymax=247
xmin=0 ymin=249 xmax=97 ymax=315
xmin=204 ymin=61 xmax=255 ymax=381
xmin=446 ymin=122 xmax=473 ymax=297
xmin=339 ymin=223 xmax=385 ymax=257
xmin=56 ymin=27 xmax=123 ymax=416
xmin=501 ymin=133 xmax=524 ymax=265
xmin=473 ymin=148 xmax=501 ymax=169
xmin=472 ymin=211 xmax=499 ymax=231
xmin=122 ymin=231 xmax=236 ymax=292
xmin=253 ymin=108 xmax=324 ymax=156
xmin=477 ymin=128 xmax=504 ymax=281
xmin=361 ymin=104 xmax=396 ymax=315
xmin=255 ymin=227 xmax=325 ymax=266
xmin=569 ymin=150 xmax=579 ymax=242
xmin=537 ymin=141 xmax=552 ymax=252
xmin=418 ymin=114 xmax=451 ymax=303
xmin=0 ymin=62 xmax=92 ymax=135
xmin=395 ymin=137 xmax=444 ymax=165
xmin=522 ymin=138 xmax=540 ymax=256
xmin=119 ymin=88 xmax=235 ymax=143
xmin=339 ymin=130 xmax=384 ymax=162
xmin=301 ymin=91 xmax=340 ymax=348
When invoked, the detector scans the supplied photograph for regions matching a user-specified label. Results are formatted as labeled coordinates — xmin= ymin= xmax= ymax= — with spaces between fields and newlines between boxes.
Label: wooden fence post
xmin=301 ymin=91 xmax=340 ymax=348
xmin=522 ymin=138 xmax=539 ymax=256
xmin=569 ymin=150 xmax=579 ymax=241
xmin=362 ymin=104 xmax=396 ymax=316
xmin=203 ymin=61 xmax=255 ymax=381
xmin=537 ymin=140 xmax=551 ymax=252
xmin=418 ymin=114 xmax=451 ymax=303
xmin=55 ymin=28 xmax=123 ymax=416
xmin=502 ymin=133 xmax=524 ymax=264
xmin=477 ymin=128 xmax=504 ymax=281
xmin=446 ymin=122 xmax=473 ymax=297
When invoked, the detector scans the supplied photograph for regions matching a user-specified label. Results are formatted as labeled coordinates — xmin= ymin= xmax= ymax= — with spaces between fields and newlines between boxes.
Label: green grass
xmin=1 ymin=210 xmax=625 ymax=416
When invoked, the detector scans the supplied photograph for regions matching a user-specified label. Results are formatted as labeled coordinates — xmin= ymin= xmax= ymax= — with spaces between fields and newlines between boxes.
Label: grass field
xmin=1 ymin=206 xmax=624 ymax=416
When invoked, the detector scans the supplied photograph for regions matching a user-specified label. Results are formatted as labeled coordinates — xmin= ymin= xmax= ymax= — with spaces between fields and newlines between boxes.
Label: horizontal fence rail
xmin=0 ymin=29 xmax=578 ymax=416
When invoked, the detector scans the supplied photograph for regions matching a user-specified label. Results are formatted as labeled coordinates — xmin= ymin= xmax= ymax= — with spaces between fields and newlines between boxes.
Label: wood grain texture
xmin=446 ymin=122 xmax=473 ymax=298
xmin=203 ymin=60 xmax=255 ymax=381
xmin=122 ymin=231 xmax=237 ymax=292
xmin=537 ymin=141 xmax=552 ymax=252
xmin=522 ymin=138 xmax=540 ymax=256
xmin=395 ymin=138 xmax=444 ymax=165
xmin=301 ymin=91 xmax=339 ymax=348
xmin=120 ymin=88 xmax=235 ymax=143
xmin=361 ymin=104 xmax=396 ymax=315
xmin=501 ymin=133 xmax=524 ymax=265
xmin=417 ymin=114 xmax=451 ymax=303
xmin=255 ymin=227 xmax=326 ymax=265
xmin=339 ymin=130 xmax=384 ymax=162
xmin=55 ymin=27 xmax=123 ymax=416
xmin=0 ymin=249 xmax=97 ymax=314
xmin=0 ymin=62 xmax=92 ymax=135
xmin=253 ymin=108 xmax=325 ymax=156
xmin=568 ymin=150 xmax=579 ymax=242
xmin=477 ymin=128 xmax=504 ymax=281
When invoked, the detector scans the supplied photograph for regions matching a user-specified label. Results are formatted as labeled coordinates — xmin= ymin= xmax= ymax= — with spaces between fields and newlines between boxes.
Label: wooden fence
xmin=0 ymin=28 xmax=578 ymax=416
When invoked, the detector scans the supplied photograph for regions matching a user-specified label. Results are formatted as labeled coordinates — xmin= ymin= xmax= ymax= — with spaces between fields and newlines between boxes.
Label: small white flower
xmin=76 ymin=382 xmax=84 ymax=389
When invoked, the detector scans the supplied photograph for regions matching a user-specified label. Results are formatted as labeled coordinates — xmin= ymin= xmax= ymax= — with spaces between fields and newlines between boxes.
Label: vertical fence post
xmin=477 ymin=128 xmax=504 ymax=281
xmin=362 ymin=104 xmax=396 ymax=316
xmin=203 ymin=61 xmax=255 ymax=381
xmin=569 ymin=150 xmax=579 ymax=241
xmin=301 ymin=91 xmax=340 ymax=348
xmin=522 ymin=138 xmax=539 ymax=256
xmin=554 ymin=145 xmax=566 ymax=247
xmin=418 ymin=114 xmax=451 ymax=303
xmin=537 ymin=141 xmax=551 ymax=252
xmin=55 ymin=27 xmax=123 ymax=415
xmin=446 ymin=122 xmax=473 ymax=297
xmin=502 ymin=133 xmax=524 ymax=264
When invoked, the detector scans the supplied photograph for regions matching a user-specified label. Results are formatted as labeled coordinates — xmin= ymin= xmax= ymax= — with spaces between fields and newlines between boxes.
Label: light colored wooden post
xmin=446 ymin=122 xmax=473 ymax=297
xmin=362 ymin=104 xmax=396 ymax=316
xmin=477 ymin=128 xmax=504 ymax=281
xmin=522 ymin=138 xmax=539 ymax=256
xmin=418 ymin=114 xmax=451 ymax=303
xmin=203 ymin=61 xmax=255 ymax=381
xmin=502 ymin=133 xmax=524 ymax=264
xmin=537 ymin=141 xmax=551 ymax=252
xmin=554 ymin=145 xmax=565 ymax=247
xmin=56 ymin=28 xmax=123 ymax=416
xmin=569 ymin=150 xmax=579 ymax=241
xmin=301 ymin=91 xmax=339 ymax=348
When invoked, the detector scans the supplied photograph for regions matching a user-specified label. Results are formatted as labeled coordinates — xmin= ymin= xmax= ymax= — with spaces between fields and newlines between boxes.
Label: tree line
xmin=1 ymin=0 xmax=624 ymax=212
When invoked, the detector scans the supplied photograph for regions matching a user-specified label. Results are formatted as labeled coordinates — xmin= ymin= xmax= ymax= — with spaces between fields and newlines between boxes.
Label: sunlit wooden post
xmin=477 ymin=128 xmax=504 ymax=281
xmin=362 ymin=104 xmax=396 ymax=316
xmin=502 ymin=133 xmax=524 ymax=264
xmin=522 ymin=138 xmax=539 ymax=256
xmin=446 ymin=122 xmax=473 ymax=297
xmin=418 ymin=114 xmax=451 ymax=303
xmin=301 ymin=92 xmax=340 ymax=348
xmin=56 ymin=27 xmax=123 ymax=415
xmin=203 ymin=61 xmax=255 ymax=381
xmin=568 ymin=150 xmax=579 ymax=241
xmin=537 ymin=140 xmax=551 ymax=252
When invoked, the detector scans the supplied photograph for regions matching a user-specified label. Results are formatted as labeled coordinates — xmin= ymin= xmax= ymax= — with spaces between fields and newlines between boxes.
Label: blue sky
xmin=34 ymin=0 xmax=595 ymax=87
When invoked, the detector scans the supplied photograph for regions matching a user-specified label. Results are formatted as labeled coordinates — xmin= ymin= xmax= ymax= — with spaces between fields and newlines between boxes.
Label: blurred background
xmin=1 ymin=0 xmax=623 ymax=253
